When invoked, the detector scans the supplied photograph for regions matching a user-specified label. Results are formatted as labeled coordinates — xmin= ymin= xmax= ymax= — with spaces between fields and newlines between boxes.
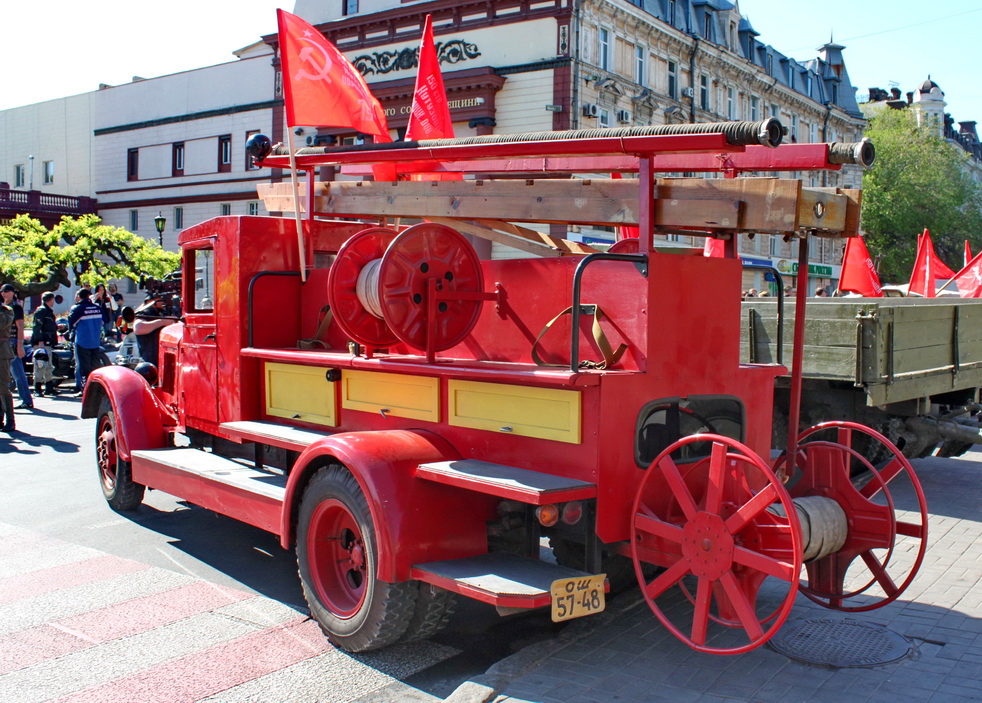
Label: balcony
xmin=0 ymin=186 xmax=98 ymax=227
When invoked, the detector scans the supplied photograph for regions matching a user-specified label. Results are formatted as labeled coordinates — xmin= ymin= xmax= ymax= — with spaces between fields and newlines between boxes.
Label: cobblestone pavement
xmin=446 ymin=450 xmax=982 ymax=703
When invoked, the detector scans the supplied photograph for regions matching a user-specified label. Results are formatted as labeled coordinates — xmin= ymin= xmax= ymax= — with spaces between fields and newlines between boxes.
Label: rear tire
xmin=401 ymin=583 xmax=457 ymax=642
xmin=297 ymin=465 xmax=417 ymax=652
xmin=95 ymin=399 xmax=145 ymax=511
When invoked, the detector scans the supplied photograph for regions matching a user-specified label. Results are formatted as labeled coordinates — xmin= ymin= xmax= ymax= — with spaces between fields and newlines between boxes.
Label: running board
xmin=130 ymin=447 xmax=286 ymax=535
xmin=411 ymin=552 xmax=595 ymax=609
xmin=415 ymin=459 xmax=596 ymax=505
xmin=220 ymin=420 xmax=331 ymax=451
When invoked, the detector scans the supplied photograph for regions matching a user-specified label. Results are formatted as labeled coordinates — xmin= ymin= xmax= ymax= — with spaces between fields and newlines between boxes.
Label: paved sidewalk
xmin=448 ymin=450 xmax=982 ymax=703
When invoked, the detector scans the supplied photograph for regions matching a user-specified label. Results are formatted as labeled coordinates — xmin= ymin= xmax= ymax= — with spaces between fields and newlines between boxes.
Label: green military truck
xmin=742 ymin=297 xmax=982 ymax=461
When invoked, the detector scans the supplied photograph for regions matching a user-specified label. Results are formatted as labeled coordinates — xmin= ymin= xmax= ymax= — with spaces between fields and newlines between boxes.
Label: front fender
xmin=282 ymin=430 xmax=496 ymax=582
xmin=81 ymin=365 xmax=173 ymax=460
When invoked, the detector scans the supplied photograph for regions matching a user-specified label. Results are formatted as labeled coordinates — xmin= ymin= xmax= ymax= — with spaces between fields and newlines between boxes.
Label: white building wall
xmin=494 ymin=72 xmax=556 ymax=134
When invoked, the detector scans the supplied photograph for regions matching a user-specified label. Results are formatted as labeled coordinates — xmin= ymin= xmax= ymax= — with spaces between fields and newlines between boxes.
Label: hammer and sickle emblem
xmin=295 ymin=42 xmax=335 ymax=84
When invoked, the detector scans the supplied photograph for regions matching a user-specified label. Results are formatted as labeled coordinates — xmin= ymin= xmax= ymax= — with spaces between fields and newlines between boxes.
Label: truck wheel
xmin=297 ymin=466 xmax=416 ymax=652
xmin=95 ymin=399 xmax=145 ymax=511
xmin=401 ymin=583 xmax=457 ymax=642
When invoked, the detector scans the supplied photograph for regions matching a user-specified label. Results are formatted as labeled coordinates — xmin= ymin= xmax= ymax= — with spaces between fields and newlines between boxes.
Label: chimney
xmin=906 ymin=91 xmax=913 ymax=105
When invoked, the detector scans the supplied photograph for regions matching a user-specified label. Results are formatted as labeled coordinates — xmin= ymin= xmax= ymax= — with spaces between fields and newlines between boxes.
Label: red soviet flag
xmin=950 ymin=251 xmax=982 ymax=297
xmin=908 ymin=229 xmax=955 ymax=297
xmin=277 ymin=9 xmax=391 ymax=141
xmin=406 ymin=15 xmax=454 ymax=141
xmin=838 ymin=236 xmax=882 ymax=297
xmin=703 ymin=237 xmax=726 ymax=257
xmin=966 ymin=240 xmax=974 ymax=268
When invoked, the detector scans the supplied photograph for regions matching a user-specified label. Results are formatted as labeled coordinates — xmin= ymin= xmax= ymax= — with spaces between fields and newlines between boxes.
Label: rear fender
xmin=81 ymin=365 xmax=173 ymax=460
xmin=282 ymin=430 xmax=496 ymax=582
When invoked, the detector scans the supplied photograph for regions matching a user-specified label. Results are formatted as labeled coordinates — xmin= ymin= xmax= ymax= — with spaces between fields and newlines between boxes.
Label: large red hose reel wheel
xmin=629 ymin=427 xmax=928 ymax=655
xmin=327 ymin=223 xmax=488 ymax=355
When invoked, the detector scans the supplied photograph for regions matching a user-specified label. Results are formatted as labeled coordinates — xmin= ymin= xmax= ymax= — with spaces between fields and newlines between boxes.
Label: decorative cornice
xmin=353 ymin=39 xmax=481 ymax=76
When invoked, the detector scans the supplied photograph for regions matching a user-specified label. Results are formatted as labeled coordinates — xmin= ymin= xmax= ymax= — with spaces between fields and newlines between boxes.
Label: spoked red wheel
xmin=96 ymin=413 xmax=119 ymax=494
xmin=94 ymin=398 xmax=144 ymax=511
xmin=788 ymin=421 xmax=928 ymax=612
xmin=379 ymin=223 xmax=484 ymax=352
xmin=608 ymin=238 xmax=640 ymax=254
xmin=327 ymin=227 xmax=399 ymax=348
xmin=631 ymin=434 xmax=802 ymax=654
xmin=307 ymin=498 xmax=369 ymax=617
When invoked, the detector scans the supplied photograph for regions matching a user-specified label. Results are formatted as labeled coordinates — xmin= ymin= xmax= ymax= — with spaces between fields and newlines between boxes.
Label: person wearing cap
xmin=0 ymin=292 xmax=15 ymax=431
xmin=67 ymin=288 xmax=106 ymax=394
xmin=0 ymin=284 xmax=33 ymax=410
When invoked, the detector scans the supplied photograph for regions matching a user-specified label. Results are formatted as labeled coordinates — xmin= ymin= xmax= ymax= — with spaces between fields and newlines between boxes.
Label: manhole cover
xmin=769 ymin=618 xmax=912 ymax=668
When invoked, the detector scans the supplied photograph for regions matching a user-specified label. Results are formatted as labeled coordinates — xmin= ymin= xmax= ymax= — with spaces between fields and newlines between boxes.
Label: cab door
xmin=180 ymin=246 xmax=219 ymax=427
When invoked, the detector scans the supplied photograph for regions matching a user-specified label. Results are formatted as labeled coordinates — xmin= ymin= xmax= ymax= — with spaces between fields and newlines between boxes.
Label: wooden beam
xmin=427 ymin=218 xmax=563 ymax=257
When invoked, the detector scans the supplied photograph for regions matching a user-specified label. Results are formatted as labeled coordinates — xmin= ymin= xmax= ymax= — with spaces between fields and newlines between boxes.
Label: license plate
xmin=550 ymin=574 xmax=606 ymax=622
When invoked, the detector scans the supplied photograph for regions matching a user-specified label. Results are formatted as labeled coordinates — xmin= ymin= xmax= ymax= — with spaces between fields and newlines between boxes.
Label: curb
xmin=443 ymin=590 xmax=647 ymax=703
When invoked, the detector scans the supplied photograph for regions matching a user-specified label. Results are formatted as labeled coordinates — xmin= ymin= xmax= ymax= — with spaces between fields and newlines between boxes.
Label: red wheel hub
xmin=97 ymin=416 xmax=117 ymax=491
xmin=681 ymin=512 xmax=734 ymax=581
xmin=307 ymin=498 xmax=369 ymax=618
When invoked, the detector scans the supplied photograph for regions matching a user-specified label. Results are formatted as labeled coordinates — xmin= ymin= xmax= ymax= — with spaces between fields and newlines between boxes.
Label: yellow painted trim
xmin=264 ymin=362 xmax=337 ymax=426
xmin=447 ymin=380 xmax=581 ymax=444
xmin=341 ymin=370 xmax=440 ymax=423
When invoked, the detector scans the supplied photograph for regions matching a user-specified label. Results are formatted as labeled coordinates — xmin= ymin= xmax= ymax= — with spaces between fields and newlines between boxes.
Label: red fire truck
xmin=82 ymin=120 xmax=927 ymax=655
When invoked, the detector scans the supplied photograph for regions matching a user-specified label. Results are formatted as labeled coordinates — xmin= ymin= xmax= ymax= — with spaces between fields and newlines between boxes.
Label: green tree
xmin=0 ymin=213 xmax=179 ymax=296
xmin=861 ymin=107 xmax=982 ymax=282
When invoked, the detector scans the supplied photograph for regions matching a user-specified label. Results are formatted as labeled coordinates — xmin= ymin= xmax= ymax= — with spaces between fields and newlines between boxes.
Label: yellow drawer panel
xmin=448 ymin=380 xmax=581 ymax=444
xmin=265 ymin=362 xmax=337 ymax=426
xmin=341 ymin=370 xmax=439 ymax=422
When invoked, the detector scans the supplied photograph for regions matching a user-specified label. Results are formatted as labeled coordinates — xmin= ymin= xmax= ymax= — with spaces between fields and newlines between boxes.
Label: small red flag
xmin=277 ymin=9 xmax=390 ymax=141
xmin=703 ymin=237 xmax=726 ymax=258
xmin=839 ymin=236 xmax=882 ymax=297
xmin=406 ymin=15 xmax=454 ymax=141
xmin=950 ymin=251 xmax=982 ymax=297
xmin=908 ymin=229 xmax=955 ymax=297
xmin=966 ymin=240 xmax=973 ymax=268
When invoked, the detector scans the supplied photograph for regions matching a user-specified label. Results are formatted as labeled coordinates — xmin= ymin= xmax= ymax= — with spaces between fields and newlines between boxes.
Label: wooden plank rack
xmin=130 ymin=448 xmax=285 ymax=534
xmin=411 ymin=552 xmax=595 ymax=609
xmin=416 ymin=459 xmax=597 ymax=505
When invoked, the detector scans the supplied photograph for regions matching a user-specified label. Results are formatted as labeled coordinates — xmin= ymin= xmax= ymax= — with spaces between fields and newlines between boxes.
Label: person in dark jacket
xmin=0 ymin=300 xmax=14 ymax=431
xmin=67 ymin=288 xmax=105 ymax=394
xmin=0 ymin=283 xmax=32 ymax=410
xmin=30 ymin=292 xmax=59 ymax=396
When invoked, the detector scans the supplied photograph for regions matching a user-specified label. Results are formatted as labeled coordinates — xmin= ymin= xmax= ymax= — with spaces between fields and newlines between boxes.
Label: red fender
xmin=80 ymin=366 xmax=173 ymax=460
xmin=281 ymin=429 xmax=496 ymax=582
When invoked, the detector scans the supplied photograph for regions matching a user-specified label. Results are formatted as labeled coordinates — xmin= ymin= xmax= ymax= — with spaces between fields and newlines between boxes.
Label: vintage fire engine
xmin=83 ymin=119 xmax=928 ymax=655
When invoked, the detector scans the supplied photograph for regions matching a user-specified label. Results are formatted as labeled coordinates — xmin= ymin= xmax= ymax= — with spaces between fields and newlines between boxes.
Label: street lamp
xmin=153 ymin=213 xmax=166 ymax=248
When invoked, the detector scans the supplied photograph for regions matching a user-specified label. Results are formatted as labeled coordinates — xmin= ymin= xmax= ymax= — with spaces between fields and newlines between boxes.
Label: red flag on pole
xmin=908 ymin=228 xmax=955 ymax=297
xmin=406 ymin=15 xmax=454 ymax=141
xmin=949 ymin=251 xmax=982 ymax=297
xmin=277 ymin=9 xmax=391 ymax=141
xmin=838 ymin=236 xmax=882 ymax=297
xmin=703 ymin=237 xmax=726 ymax=258
xmin=966 ymin=240 xmax=973 ymax=268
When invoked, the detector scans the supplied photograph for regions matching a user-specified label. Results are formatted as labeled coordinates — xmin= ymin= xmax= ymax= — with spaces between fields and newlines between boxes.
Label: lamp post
xmin=153 ymin=213 xmax=166 ymax=248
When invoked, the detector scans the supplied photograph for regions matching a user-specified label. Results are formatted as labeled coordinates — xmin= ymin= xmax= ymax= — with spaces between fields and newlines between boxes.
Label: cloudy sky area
xmin=2 ymin=1 xmax=978 ymax=122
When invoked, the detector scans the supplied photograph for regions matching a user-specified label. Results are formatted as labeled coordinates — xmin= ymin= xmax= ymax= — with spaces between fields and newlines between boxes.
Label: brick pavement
xmin=447 ymin=450 xmax=982 ymax=703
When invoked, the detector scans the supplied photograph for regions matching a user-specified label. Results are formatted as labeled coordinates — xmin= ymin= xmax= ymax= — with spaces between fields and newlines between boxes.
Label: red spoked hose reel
xmin=631 ymin=426 xmax=928 ymax=654
xmin=327 ymin=223 xmax=493 ymax=357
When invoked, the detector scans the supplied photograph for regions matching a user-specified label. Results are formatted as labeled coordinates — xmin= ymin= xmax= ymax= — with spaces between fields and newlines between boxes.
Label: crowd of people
xmin=0 ymin=282 xmax=179 ymax=433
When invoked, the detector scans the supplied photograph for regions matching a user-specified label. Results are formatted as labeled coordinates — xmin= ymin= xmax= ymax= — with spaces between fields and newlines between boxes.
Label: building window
xmin=127 ymin=149 xmax=139 ymax=181
xmin=831 ymin=83 xmax=839 ymax=104
xmin=704 ymin=12 xmax=712 ymax=39
xmin=810 ymin=123 xmax=817 ymax=143
xmin=173 ymin=143 xmax=185 ymax=177
xmin=245 ymin=130 xmax=260 ymax=170
xmin=667 ymin=0 xmax=675 ymax=24
xmin=700 ymin=75 xmax=710 ymax=111
xmin=769 ymin=234 xmax=780 ymax=256
xmin=727 ymin=87 xmax=735 ymax=119
xmin=220 ymin=203 xmax=231 ymax=216
xmin=174 ymin=206 xmax=184 ymax=230
xmin=342 ymin=0 xmax=358 ymax=15
xmin=729 ymin=22 xmax=736 ymax=50
xmin=791 ymin=115 xmax=798 ymax=142
xmin=803 ymin=73 xmax=813 ymax=97
xmin=13 ymin=164 xmax=24 ymax=188
xmin=218 ymin=135 xmax=232 ymax=173
xmin=771 ymin=103 xmax=780 ymax=119
xmin=42 ymin=161 xmax=54 ymax=185
xmin=598 ymin=27 xmax=610 ymax=71
xmin=599 ymin=109 xmax=611 ymax=128
xmin=129 ymin=210 xmax=139 ymax=232
xmin=766 ymin=53 xmax=773 ymax=76
xmin=248 ymin=201 xmax=260 ymax=216
xmin=750 ymin=95 xmax=759 ymax=121
xmin=667 ymin=60 xmax=677 ymax=99
xmin=635 ymin=45 xmax=645 ymax=85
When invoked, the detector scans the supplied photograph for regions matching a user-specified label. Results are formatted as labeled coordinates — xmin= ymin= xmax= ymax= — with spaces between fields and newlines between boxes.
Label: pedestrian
xmin=0 ymin=297 xmax=15 ymax=431
xmin=30 ymin=292 xmax=59 ymax=396
xmin=67 ymin=288 xmax=105 ymax=395
xmin=108 ymin=283 xmax=124 ymax=339
xmin=0 ymin=284 xmax=33 ymax=410
xmin=134 ymin=296 xmax=174 ymax=367
xmin=92 ymin=284 xmax=114 ymax=340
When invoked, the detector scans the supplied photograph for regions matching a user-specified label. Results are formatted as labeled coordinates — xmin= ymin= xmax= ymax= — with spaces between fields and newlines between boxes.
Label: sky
xmin=3 ymin=0 xmax=980 ymax=123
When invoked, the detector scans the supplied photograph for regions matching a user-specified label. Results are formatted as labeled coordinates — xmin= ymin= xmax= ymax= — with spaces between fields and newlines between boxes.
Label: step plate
xmin=220 ymin=420 xmax=329 ymax=451
xmin=416 ymin=459 xmax=596 ymax=505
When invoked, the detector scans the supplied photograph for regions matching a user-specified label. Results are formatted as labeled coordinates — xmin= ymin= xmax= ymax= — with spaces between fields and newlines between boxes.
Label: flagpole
xmin=285 ymin=107 xmax=307 ymax=283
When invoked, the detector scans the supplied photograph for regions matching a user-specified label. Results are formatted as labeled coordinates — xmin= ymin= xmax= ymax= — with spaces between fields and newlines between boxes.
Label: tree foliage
xmin=861 ymin=107 xmax=982 ymax=282
xmin=0 ymin=214 xmax=179 ymax=296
